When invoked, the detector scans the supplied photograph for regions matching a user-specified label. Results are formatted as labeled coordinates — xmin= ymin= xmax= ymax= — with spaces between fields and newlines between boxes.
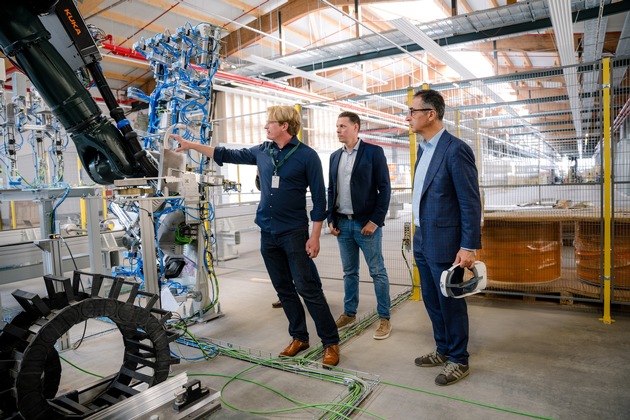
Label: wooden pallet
xmin=484 ymin=277 xmax=630 ymax=304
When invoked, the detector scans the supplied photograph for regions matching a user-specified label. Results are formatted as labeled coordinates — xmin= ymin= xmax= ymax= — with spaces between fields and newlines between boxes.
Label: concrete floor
xmin=2 ymin=189 xmax=629 ymax=419
xmin=35 ymin=246 xmax=628 ymax=420
xmin=2 ymin=212 xmax=629 ymax=420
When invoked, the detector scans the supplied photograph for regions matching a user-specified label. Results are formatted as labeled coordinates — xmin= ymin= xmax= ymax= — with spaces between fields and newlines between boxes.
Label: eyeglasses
xmin=408 ymin=108 xmax=434 ymax=116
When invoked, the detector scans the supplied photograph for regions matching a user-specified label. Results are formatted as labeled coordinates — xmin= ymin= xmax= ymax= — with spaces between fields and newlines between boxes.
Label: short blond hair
xmin=268 ymin=106 xmax=302 ymax=136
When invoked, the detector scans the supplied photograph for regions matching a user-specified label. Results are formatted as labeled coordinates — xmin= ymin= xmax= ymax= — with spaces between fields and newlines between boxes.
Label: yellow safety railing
xmin=600 ymin=57 xmax=614 ymax=324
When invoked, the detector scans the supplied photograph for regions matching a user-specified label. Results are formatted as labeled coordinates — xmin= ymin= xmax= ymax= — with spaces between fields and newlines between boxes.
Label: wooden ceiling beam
xmin=94 ymin=10 xmax=167 ymax=46
xmin=101 ymin=54 xmax=148 ymax=69
xmin=135 ymin=0 xmax=226 ymax=28
xmin=454 ymin=33 xmax=620 ymax=54
xmin=223 ymin=0 xmax=404 ymax=57
xmin=359 ymin=7 xmax=395 ymax=33
xmin=284 ymin=12 xmax=369 ymax=54
xmin=512 ymin=87 xmax=569 ymax=100
xmin=76 ymin=0 xmax=107 ymax=17
xmin=227 ymin=0 xmax=265 ymax=18
xmin=103 ymin=71 xmax=142 ymax=83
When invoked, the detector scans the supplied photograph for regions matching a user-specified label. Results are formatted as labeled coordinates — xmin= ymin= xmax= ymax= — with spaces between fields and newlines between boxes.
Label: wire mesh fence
xmin=211 ymin=57 xmax=630 ymax=310
xmin=611 ymin=55 xmax=630 ymax=305
xmin=440 ymin=63 xmax=605 ymax=305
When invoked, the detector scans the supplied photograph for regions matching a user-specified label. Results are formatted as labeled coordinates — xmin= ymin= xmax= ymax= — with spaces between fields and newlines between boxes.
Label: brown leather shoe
xmin=272 ymin=300 xmax=282 ymax=308
xmin=279 ymin=339 xmax=309 ymax=357
xmin=322 ymin=344 xmax=340 ymax=367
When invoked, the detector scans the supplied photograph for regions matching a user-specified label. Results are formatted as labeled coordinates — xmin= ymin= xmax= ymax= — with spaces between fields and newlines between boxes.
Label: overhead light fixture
xmin=394 ymin=18 xmax=505 ymax=106
xmin=243 ymin=54 xmax=369 ymax=96
xmin=393 ymin=18 xmax=476 ymax=80
xmin=394 ymin=17 xmax=555 ymax=158
xmin=548 ymin=0 xmax=582 ymax=139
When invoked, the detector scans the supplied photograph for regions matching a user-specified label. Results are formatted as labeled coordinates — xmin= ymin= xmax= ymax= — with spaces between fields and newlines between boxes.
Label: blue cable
xmin=170 ymin=350 xmax=208 ymax=361
xmin=50 ymin=184 xmax=70 ymax=234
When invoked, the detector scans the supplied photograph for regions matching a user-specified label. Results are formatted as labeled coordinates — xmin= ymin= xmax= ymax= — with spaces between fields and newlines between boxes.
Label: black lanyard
xmin=269 ymin=142 xmax=300 ymax=175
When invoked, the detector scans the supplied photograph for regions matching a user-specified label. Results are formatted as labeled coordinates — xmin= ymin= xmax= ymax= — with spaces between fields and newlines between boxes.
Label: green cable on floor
xmin=381 ymin=380 xmax=555 ymax=420
xmin=59 ymin=352 xmax=556 ymax=420
xmin=171 ymin=323 xmax=374 ymax=419
xmin=59 ymin=355 xmax=105 ymax=379
xmin=213 ymin=363 xmax=378 ymax=419
xmin=171 ymin=287 xmax=557 ymax=420
xmin=188 ymin=372 xmax=384 ymax=419
xmin=56 ymin=289 xmax=557 ymax=420
xmin=302 ymin=289 xmax=412 ymax=361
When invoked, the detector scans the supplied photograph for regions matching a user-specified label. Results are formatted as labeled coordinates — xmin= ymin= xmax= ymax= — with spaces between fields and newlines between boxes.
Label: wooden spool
xmin=575 ymin=221 xmax=630 ymax=288
xmin=479 ymin=220 xmax=562 ymax=283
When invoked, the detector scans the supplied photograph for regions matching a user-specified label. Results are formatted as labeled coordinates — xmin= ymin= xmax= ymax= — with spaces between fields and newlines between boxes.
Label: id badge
xmin=271 ymin=175 xmax=280 ymax=188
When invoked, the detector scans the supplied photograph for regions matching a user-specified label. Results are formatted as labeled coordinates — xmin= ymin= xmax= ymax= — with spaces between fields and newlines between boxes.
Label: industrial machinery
xmin=109 ymin=171 xmax=224 ymax=322
xmin=0 ymin=1 xmax=225 ymax=418
xmin=0 ymin=272 xmax=180 ymax=419
xmin=0 ymin=271 xmax=221 ymax=419
xmin=0 ymin=0 xmax=225 ymax=314
xmin=0 ymin=0 xmax=158 ymax=185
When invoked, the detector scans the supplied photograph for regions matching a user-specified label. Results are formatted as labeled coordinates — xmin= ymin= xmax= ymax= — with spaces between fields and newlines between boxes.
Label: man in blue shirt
xmin=171 ymin=106 xmax=340 ymax=367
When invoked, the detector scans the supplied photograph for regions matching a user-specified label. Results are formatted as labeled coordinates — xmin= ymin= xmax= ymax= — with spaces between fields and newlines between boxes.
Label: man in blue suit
xmin=408 ymin=89 xmax=482 ymax=385
xmin=327 ymin=111 xmax=393 ymax=339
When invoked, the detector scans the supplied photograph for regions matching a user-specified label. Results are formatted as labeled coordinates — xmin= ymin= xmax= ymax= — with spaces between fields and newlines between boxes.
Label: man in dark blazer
xmin=327 ymin=111 xmax=393 ymax=339
xmin=408 ymin=89 xmax=482 ymax=386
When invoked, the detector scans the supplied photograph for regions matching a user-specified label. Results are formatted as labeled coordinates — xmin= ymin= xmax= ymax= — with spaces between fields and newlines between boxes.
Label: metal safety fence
xmin=208 ymin=57 xmax=630 ymax=318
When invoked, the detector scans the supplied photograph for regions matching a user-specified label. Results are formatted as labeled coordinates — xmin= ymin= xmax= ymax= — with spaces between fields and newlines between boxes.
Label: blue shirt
xmin=213 ymin=136 xmax=327 ymax=234
xmin=412 ymin=128 xmax=444 ymax=227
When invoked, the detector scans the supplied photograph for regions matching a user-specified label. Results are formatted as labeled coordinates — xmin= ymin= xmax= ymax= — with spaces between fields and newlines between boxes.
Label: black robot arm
xmin=0 ymin=0 xmax=158 ymax=185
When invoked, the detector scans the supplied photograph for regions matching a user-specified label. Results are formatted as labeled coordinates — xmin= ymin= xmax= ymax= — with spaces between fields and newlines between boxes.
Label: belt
xmin=336 ymin=213 xmax=354 ymax=220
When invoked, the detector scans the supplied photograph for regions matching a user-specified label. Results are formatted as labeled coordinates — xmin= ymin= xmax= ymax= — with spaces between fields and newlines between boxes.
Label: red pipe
xmin=94 ymin=96 xmax=135 ymax=105
xmin=101 ymin=43 xmax=146 ymax=60
xmin=99 ymin=42 xmax=407 ymax=127
xmin=100 ymin=42 xmax=328 ymax=100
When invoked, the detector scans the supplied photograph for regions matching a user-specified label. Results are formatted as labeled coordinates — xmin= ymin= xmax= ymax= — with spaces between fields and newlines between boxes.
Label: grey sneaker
xmin=335 ymin=313 xmax=356 ymax=329
xmin=435 ymin=361 xmax=469 ymax=386
xmin=373 ymin=318 xmax=392 ymax=340
xmin=414 ymin=351 xmax=448 ymax=367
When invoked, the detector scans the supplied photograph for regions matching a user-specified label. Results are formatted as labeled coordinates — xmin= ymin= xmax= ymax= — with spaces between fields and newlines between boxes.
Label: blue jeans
xmin=413 ymin=229 xmax=469 ymax=364
xmin=336 ymin=218 xmax=390 ymax=319
xmin=260 ymin=229 xmax=339 ymax=346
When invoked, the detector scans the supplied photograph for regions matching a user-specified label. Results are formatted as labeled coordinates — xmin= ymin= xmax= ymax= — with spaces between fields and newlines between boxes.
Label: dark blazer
xmin=327 ymin=140 xmax=391 ymax=228
xmin=414 ymin=130 xmax=482 ymax=263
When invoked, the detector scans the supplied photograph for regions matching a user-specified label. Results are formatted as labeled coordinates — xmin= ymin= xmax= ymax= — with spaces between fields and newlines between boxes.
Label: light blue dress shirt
xmin=336 ymin=140 xmax=360 ymax=215
xmin=412 ymin=128 xmax=445 ymax=227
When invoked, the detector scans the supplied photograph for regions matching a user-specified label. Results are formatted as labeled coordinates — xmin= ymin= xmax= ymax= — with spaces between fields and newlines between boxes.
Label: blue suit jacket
xmin=414 ymin=130 xmax=482 ymax=263
xmin=327 ymin=140 xmax=391 ymax=227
